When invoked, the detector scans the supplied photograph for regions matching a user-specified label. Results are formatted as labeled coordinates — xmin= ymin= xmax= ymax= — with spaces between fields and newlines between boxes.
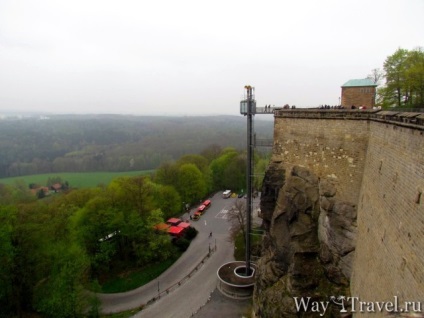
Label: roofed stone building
xmin=341 ymin=78 xmax=377 ymax=108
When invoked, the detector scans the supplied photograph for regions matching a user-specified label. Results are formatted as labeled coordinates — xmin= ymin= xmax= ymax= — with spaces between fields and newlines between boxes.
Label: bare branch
xmin=227 ymin=199 xmax=247 ymax=243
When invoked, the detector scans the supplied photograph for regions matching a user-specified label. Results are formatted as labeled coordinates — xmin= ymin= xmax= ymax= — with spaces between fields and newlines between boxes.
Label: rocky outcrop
xmin=259 ymin=161 xmax=286 ymax=232
xmin=253 ymin=164 xmax=357 ymax=317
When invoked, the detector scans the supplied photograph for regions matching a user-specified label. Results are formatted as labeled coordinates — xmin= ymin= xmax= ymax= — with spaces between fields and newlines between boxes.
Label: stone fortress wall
xmin=272 ymin=111 xmax=370 ymax=204
xmin=271 ymin=109 xmax=424 ymax=314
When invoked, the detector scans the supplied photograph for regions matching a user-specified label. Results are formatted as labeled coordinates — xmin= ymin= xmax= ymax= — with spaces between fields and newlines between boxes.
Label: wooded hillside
xmin=0 ymin=114 xmax=273 ymax=178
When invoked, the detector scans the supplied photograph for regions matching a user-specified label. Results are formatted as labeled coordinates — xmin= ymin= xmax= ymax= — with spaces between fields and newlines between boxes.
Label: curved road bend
xmin=98 ymin=192 xmax=238 ymax=317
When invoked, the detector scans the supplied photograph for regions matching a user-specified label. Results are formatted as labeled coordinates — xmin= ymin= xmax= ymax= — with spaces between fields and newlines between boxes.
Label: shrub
xmin=184 ymin=226 xmax=198 ymax=241
xmin=173 ymin=237 xmax=190 ymax=252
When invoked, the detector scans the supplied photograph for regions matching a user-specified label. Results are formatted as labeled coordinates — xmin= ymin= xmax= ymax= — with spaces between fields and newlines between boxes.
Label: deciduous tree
xmin=176 ymin=163 xmax=207 ymax=205
xmin=210 ymin=149 xmax=239 ymax=190
xmin=150 ymin=183 xmax=181 ymax=219
xmin=0 ymin=206 xmax=17 ymax=317
xmin=381 ymin=47 xmax=424 ymax=108
xmin=367 ymin=68 xmax=384 ymax=85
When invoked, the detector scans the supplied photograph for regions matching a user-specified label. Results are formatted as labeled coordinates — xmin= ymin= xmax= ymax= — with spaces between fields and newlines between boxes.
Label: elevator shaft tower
xmin=240 ymin=85 xmax=256 ymax=275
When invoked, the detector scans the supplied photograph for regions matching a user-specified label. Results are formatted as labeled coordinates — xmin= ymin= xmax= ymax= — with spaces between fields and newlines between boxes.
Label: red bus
xmin=202 ymin=199 xmax=211 ymax=208
xmin=197 ymin=204 xmax=206 ymax=214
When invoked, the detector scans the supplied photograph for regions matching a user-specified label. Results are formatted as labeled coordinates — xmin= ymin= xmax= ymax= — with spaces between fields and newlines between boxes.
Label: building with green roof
xmin=341 ymin=78 xmax=377 ymax=108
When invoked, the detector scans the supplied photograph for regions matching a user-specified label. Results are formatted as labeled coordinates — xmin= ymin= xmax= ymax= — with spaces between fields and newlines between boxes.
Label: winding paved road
xmin=97 ymin=192 xmax=246 ymax=317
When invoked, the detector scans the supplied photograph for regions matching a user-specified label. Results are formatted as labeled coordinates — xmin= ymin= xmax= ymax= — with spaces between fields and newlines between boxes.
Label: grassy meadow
xmin=0 ymin=170 xmax=154 ymax=188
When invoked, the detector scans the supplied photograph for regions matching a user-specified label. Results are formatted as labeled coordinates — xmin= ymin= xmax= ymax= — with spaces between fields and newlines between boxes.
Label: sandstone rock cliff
xmin=253 ymin=163 xmax=357 ymax=317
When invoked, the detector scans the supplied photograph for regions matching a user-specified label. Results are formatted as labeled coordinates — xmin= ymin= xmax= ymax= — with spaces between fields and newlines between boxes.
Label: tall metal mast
xmin=240 ymin=85 xmax=255 ymax=275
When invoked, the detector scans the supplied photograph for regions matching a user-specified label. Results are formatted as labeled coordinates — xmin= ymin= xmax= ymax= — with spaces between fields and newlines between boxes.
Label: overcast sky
xmin=0 ymin=0 xmax=423 ymax=116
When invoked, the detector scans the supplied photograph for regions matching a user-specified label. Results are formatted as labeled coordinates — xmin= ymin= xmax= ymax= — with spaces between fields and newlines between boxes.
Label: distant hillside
xmin=0 ymin=114 xmax=273 ymax=178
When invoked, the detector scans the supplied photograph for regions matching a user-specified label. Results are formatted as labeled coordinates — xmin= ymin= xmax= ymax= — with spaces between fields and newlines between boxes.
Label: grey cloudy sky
xmin=0 ymin=0 xmax=423 ymax=116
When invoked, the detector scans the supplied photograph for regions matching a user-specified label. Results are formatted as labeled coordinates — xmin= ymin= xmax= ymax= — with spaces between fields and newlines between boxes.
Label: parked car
xmin=193 ymin=211 xmax=201 ymax=220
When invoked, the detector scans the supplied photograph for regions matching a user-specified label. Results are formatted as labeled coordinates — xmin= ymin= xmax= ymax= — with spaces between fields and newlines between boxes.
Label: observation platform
xmin=255 ymin=106 xmax=277 ymax=114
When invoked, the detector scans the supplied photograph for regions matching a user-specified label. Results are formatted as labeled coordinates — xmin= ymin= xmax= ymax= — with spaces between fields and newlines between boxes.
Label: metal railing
xmin=255 ymin=138 xmax=273 ymax=147
xmin=144 ymin=245 xmax=217 ymax=308
xmin=255 ymin=106 xmax=276 ymax=114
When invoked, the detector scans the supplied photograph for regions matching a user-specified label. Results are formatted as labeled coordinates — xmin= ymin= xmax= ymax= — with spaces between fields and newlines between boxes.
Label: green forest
xmin=0 ymin=114 xmax=273 ymax=178
xmin=0 ymin=114 xmax=272 ymax=317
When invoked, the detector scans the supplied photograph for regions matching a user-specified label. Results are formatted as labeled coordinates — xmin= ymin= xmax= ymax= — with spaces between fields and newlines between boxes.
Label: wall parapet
xmin=274 ymin=109 xmax=379 ymax=120
xmin=274 ymin=109 xmax=424 ymax=130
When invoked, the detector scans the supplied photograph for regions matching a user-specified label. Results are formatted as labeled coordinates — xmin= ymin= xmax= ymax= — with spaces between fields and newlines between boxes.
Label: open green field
xmin=0 ymin=170 xmax=154 ymax=188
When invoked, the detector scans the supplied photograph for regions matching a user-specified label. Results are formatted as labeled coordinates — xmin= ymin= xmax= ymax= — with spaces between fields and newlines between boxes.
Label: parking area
xmin=215 ymin=209 xmax=229 ymax=219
